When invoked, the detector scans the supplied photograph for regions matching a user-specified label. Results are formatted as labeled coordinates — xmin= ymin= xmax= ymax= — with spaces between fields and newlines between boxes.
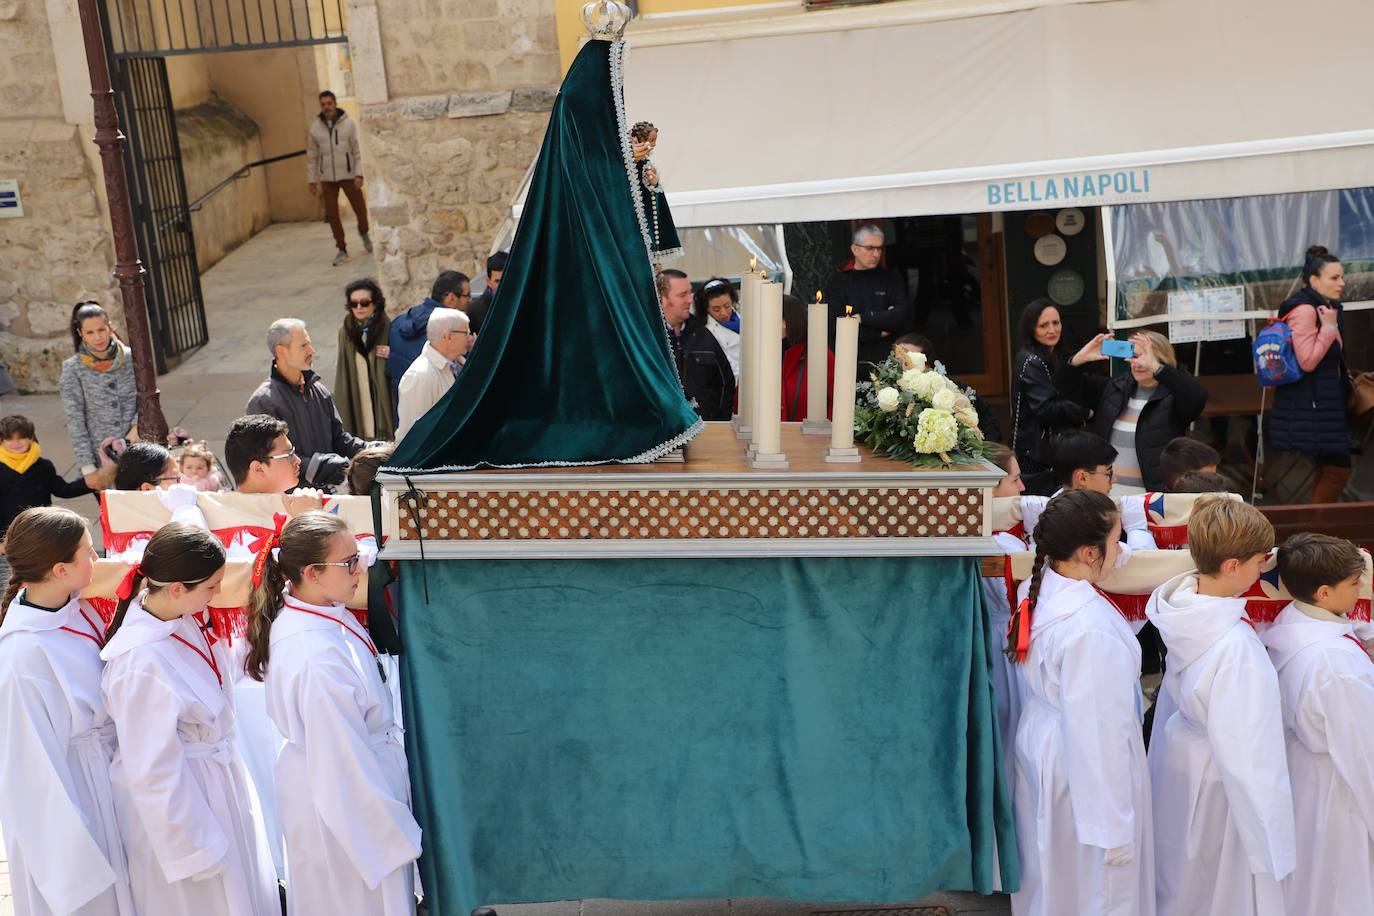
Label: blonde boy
xmin=1263 ymin=533 xmax=1373 ymax=915
xmin=1144 ymin=497 xmax=1295 ymax=915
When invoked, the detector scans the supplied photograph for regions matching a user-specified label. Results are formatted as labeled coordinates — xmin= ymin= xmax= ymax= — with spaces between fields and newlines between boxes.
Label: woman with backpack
xmin=1268 ymin=245 xmax=1350 ymax=503
xmin=1010 ymin=299 xmax=1090 ymax=495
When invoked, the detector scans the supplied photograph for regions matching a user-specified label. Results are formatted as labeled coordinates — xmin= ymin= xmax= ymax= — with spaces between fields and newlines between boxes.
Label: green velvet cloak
xmin=385 ymin=39 xmax=701 ymax=472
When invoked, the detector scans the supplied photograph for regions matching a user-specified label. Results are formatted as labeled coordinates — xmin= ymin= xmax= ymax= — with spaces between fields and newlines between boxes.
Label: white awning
xmin=612 ymin=0 xmax=1374 ymax=227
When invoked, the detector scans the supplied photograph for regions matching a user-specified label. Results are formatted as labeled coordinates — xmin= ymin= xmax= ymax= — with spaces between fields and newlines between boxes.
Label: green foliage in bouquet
xmin=852 ymin=348 xmax=991 ymax=468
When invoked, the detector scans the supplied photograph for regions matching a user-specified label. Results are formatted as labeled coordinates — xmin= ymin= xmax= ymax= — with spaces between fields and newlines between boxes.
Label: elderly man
xmin=245 ymin=318 xmax=366 ymax=488
xmin=395 ymin=308 xmax=472 ymax=440
xmin=822 ymin=224 xmax=913 ymax=380
xmin=388 ymin=270 xmax=471 ymax=405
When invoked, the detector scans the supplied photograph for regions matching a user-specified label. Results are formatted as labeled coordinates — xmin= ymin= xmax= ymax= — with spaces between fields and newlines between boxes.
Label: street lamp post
xmin=75 ymin=0 xmax=169 ymax=445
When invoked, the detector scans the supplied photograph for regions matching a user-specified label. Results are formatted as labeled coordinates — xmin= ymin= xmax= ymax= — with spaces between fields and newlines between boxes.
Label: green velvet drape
xmin=386 ymin=38 xmax=700 ymax=472
xmin=399 ymin=556 xmax=1018 ymax=915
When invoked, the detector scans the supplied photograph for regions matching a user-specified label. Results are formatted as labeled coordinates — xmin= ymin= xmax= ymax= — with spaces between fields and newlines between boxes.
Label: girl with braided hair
xmin=245 ymin=512 xmax=420 ymax=915
xmin=0 ymin=507 xmax=136 ymax=915
xmin=1008 ymin=489 xmax=1156 ymax=916
xmin=100 ymin=523 xmax=277 ymax=916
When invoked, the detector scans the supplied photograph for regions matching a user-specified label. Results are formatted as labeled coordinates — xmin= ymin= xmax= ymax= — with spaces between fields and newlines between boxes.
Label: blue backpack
xmin=1253 ymin=314 xmax=1303 ymax=387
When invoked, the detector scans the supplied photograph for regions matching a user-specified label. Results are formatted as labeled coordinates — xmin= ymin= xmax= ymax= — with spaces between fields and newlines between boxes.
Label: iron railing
xmin=104 ymin=0 xmax=346 ymax=58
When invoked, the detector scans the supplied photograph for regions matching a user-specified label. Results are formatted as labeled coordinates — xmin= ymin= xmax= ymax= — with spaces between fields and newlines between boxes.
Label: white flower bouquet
xmin=852 ymin=348 xmax=990 ymax=467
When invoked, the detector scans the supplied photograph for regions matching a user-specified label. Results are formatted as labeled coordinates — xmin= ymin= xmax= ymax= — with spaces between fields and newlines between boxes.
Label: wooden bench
xmin=1260 ymin=501 xmax=1374 ymax=552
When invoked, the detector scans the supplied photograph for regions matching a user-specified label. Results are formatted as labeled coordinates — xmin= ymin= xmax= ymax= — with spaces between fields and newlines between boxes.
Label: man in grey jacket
xmin=308 ymin=90 xmax=370 ymax=267
xmin=245 ymin=318 xmax=368 ymax=489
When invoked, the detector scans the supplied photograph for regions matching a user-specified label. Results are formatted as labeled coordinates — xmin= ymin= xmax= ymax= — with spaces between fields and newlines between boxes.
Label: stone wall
xmin=178 ymin=96 xmax=272 ymax=270
xmin=356 ymin=0 xmax=560 ymax=307
xmin=0 ymin=0 xmax=119 ymax=391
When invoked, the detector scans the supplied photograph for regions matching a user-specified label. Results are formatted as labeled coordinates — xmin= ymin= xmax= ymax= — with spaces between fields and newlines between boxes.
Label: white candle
xmin=737 ymin=263 xmax=761 ymax=437
xmin=803 ymin=292 xmax=830 ymax=433
xmin=830 ymin=309 xmax=860 ymax=451
xmin=755 ymin=279 xmax=784 ymax=457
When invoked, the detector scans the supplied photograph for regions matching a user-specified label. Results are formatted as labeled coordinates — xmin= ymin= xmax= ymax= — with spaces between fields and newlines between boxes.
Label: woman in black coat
xmin=1268 ymin=245 xmax=1350 ymax=503
xmin=1057 ymin=330 xmax=1209 ymax=492
xmin=1010 ymin=299 xmax=1089 ymax=495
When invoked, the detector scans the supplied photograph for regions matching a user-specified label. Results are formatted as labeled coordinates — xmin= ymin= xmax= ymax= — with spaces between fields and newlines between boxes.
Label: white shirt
xmin=396 ymin=342 xmax=456 ymax=441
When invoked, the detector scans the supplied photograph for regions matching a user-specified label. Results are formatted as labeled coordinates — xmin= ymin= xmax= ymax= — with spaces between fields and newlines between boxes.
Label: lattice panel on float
xmin=378 ymin=423 xmax=1000 ymax=559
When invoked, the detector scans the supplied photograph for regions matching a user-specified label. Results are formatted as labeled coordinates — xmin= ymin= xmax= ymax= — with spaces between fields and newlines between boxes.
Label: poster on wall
xmin=1166 ymin=285 xmax=1246 ymax=343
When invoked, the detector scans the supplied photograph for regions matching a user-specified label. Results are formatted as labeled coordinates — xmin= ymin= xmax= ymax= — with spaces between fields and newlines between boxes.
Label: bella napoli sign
xmin=987 ymin=168 xmax=1151 ymax=207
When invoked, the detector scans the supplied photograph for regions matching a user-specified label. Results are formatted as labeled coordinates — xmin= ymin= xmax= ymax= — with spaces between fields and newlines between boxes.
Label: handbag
xmin=1348 ymin=370 xmax=1374 ymax=419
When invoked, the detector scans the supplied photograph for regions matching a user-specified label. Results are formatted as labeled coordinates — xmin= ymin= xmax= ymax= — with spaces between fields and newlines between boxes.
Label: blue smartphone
xmin=1101 ymin=338 xmax=1136 ymax=359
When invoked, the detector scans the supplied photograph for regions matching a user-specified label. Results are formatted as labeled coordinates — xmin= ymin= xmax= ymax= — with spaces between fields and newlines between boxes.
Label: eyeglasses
xmin=855 ymin=244 xmax=884 ymax=253
xmin=313 ymin=554 xmax=361 ymax=574
xmin=350 ymin=299 xmax=374 ymax=309
xmin=156 ymin=474 xmax=182 ymax=483
xmin=263 ymin=446 xmax=297 ymax=462
xmin=1088 ymin=466 xmax=1115 ymax=479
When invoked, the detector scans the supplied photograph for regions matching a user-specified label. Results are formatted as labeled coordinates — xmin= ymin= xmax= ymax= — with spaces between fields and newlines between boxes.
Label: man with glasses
xmin=246 ymin=319 xmax=370 ymax=489
xmin=395 ymin=308 xmax=472 ymax=440
xmin=387 ymin=270 xmax=471 ymax=406
xmin=822 ymin=224 xmax=913 ymax=380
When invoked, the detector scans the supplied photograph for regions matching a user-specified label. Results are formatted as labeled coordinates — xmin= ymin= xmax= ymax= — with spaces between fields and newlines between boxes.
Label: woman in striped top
xmin=1057 ymin=330 xmax=1209 ymax=494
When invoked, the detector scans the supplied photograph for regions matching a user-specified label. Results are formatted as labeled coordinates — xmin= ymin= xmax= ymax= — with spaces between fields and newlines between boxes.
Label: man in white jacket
xmin=395 ymin=308 xmax=471 ymax=441
xmin=307 ymin=90 xmax=370 ymax=266
xmin=1145 ymin=496 xmax=1295 ymax=916
xmin=1263 ymin=532 xmax=1374 ymax=916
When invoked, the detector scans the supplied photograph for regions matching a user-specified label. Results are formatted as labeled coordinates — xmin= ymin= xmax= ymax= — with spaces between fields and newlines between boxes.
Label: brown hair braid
xmin=245 ymin=511 xmax=350 ymax=681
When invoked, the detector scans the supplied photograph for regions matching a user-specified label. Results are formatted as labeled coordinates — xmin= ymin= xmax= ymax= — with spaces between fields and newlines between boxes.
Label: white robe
xmin=1262 ymin=603 xmax=1374 ymax=916
xmin=1011 ymin=568 xmax=1154 ymax=916
xmin=265 ymin=592 xmax=421 ymax=916
xmin=982 ymin=529 xmax=1029 ymax=793
xmin=0 ymin=594 xmax=135 ymax=916
xmin=1145 ymin=573 xmax=1295 ymax=916
xmin=100 ymin=600 xmax=278 ymax=916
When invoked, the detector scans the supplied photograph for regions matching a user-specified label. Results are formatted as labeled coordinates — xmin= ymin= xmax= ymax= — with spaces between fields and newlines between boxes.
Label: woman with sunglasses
xmin=101 ymin=523 xmax=278 ymax=916
xmin=335 ymin=279 xmax=395 ymax=441
xmin=245 ymin=512 xmax=420 ymax=915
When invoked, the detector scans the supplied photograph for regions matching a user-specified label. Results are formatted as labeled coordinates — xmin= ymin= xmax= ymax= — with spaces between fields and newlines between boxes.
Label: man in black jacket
xmin=466 ymin=250 xmax=508 ymax=335
xmin=823 ymin=224 xmax=913 ymax=382
xmin=245 ymin=318 xmax=368 ymax=489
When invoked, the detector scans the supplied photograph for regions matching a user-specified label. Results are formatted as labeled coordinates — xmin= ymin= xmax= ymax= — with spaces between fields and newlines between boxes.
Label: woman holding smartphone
xmin=1056 ymin=330 xmax=1209 ymax=494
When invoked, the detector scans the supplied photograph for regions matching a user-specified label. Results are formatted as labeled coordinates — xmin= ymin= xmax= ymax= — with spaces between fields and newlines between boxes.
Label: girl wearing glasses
xmin=107 ymin=442 xmax=213 ymax=564
xmin=100 ymin=523 xmax=278 ymax=916
xmin=246 ymin=512 xmax=420 ymax=915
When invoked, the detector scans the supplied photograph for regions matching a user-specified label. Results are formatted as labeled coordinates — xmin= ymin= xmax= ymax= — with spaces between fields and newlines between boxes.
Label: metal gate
xmin=98 ymin=0 xmax=349 ymax=371
xmin=113 ymin=56 xmax=207 ymax=371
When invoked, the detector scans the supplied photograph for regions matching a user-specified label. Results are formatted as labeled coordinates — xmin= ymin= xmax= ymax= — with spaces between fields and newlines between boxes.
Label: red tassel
xmin=114 ymin=563 xmax=142 ymax=601
xmin=1006 ymin=598 xmax=1032 ymax=664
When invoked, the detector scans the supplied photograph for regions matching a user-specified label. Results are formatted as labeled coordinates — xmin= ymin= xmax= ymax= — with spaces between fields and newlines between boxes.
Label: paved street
xmin=0 ymin=222 xmax=1008 ymax=915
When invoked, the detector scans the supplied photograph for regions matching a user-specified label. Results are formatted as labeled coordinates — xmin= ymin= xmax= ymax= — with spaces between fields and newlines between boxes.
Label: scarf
xmin=78 ymin=341 xmax=126 ymax=373
xmin=716 ymin=312 xmax=741 ymax=334
xmin=345 ymin=310 xmax=390 ymax=355
xmin=0 ymin=440 xmax=40 ymax=474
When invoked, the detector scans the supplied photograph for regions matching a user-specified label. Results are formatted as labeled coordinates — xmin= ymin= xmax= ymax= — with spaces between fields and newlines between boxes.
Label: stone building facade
xmin=347 ymin=0 xmax=560 ymax=307
xmin=0 ymin=0 xmax=121 ymax=390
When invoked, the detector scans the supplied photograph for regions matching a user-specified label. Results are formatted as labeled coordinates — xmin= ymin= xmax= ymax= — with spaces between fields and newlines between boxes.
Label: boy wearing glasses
xmin=1020 ymin=432 xmax=1159 ymax=551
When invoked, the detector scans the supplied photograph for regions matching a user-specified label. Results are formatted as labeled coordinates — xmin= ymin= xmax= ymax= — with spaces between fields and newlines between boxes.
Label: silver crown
xmin=582 ymin=0 xmax=631 ymax=40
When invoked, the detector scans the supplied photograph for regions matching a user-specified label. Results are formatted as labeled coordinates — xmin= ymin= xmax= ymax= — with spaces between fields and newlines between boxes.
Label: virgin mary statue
xmin=386 ymin=0 xmax=701 ymax=472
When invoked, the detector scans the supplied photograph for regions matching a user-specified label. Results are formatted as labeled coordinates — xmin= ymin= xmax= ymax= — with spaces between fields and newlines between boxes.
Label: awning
xmin=607 ymin=0 xmax=1374 ymax=226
